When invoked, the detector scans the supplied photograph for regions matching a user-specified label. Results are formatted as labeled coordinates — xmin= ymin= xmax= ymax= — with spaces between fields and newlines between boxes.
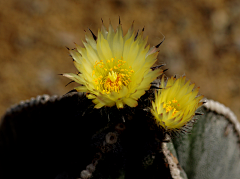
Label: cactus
xmin=0 ymin=93 xmax=169 ymax=179
xmin=172 ymin=100 xmax=240 ymax=179
xmin=0 ymin=93 xmax=239 ymax=179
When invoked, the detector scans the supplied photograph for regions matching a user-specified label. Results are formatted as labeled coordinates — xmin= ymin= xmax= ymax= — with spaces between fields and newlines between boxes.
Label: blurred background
xmin=0 ymin=0 xmax=240 ymax=120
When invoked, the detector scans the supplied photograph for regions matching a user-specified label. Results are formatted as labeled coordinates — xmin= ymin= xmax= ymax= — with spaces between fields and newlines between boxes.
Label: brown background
xmin=0 ymin=0 xmax=240 ymax=120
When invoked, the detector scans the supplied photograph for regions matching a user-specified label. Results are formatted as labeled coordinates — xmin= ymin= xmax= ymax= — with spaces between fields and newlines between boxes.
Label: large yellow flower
xmin=63 ymin=21 xmax=163 ymax=108
xmin=151 ymin=76 xmax=204 ymax=130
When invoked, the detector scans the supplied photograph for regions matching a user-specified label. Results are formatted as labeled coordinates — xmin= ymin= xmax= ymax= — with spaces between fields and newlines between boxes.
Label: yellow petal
xmin=62 ymin=73 xmax=85 ymax=84
xmin=94 ymin=102 xmax=105 ymax=109
xmin=123 ymin=98 xmax=138 ymax=107
xmin=107 ymin=22 xmax=115 ymax=50
xmin=87 ymin=94 xmax=96 ymax=99
xmin=69 ymin=49 xmax=82 ymax=64
xmin=131 ymin=90 xmax=145 ymax=100
xmin=98 ymin=34 xmax=113 ymax=61
xmin=113 ymin=25 xmax=124 ymax=59
xmin=74 ymin=86 xmax=88 ymax=92
xmin=118 ymin=86 xmax=128 ymax=98
xmin=85 ymin=31 xmax=97 ymax=50
xmin=116 ymin=101 xmax=124 ymax=108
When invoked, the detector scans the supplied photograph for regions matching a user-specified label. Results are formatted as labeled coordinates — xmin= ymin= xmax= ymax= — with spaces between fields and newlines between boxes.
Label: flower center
xmin=108 ymin=71 xmax=117 ymax=82
xmin=92 ymin=57 xmax=134 ymax=94
xmin=163 ymin=98 xmax=180 ymax=116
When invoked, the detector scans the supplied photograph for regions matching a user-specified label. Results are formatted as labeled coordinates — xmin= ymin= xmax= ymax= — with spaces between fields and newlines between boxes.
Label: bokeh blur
xmin=0 ymin=0 xmax=240 ymax=120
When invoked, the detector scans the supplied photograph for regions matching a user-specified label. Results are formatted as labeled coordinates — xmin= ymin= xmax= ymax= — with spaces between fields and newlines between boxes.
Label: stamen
xmin=92 ymin=57 xmax=135 ymax=94
xmin=163 ymin=99 xmax=180 ymax=116
xmin=172 ymin=98 xmax=177 ymax=103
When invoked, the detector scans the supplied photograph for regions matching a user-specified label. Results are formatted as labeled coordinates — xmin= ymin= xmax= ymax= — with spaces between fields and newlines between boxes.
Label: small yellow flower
xmin=151 ymin=76 xmax=204 ymax=130
xmin=63 ymin=20 xmax=163 ymax=109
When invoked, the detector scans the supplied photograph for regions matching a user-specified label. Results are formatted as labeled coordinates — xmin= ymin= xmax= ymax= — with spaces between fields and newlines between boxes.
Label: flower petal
xmin=62 ymin=73 xmax=85 ymax=84
xmin=123 ymin=98 xmax=138 ymax=107
xmin=116 ymin=101 xmax=124 ymax=108
xmin=75 ymin=86 xmax=88 ymax=92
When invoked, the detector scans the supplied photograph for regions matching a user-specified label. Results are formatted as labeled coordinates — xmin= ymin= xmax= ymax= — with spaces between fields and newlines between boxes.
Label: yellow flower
xmin=63 ymin=21 xmax=163 ymax=108
xmin=151 ymin=76 xmax=204 ymax=130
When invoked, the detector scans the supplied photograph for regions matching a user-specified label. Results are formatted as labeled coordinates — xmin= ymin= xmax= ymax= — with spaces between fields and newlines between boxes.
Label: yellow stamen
xmin=91 ymin=57 xmax=135 ymax=94
xmin=163 ymin=99 xmax=180 ymax=116
xmin=172 ymin=98 xmax=177 ymax=103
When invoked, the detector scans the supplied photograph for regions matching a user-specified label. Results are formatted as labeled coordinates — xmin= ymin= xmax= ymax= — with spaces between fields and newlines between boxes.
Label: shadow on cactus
xmin=2 ymin=19 xmax=233 ymax=179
